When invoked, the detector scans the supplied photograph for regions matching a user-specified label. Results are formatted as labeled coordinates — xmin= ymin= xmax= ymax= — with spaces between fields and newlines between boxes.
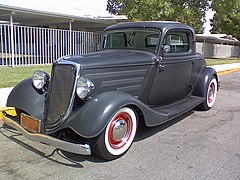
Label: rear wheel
xmin=92 ymin=107 xmax=137 ymax=160
xmin=198 ymin=76 xmax=218 ymax=111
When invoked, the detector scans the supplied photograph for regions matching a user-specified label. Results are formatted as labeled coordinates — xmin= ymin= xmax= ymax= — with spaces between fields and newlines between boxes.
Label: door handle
xmin=159 ymin=64 xmax=164 ymax=71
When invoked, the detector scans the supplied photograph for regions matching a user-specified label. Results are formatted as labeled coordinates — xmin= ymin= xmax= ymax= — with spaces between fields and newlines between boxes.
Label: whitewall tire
xmin=92 ymin=107 xmax=137 ymax=160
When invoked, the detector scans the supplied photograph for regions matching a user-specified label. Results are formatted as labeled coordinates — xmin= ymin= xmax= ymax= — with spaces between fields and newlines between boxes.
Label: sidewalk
xmin=0 ymin=63 xmax=240 ymax=108
xmin=0 ymin=87 xmax=13 ymax=107
xmin=211 ymin=62 xmax=240 ymax=73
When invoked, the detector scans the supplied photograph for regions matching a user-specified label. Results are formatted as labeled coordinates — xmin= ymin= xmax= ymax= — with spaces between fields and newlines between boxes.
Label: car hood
xmin=63 ymin=49 xmax=156 ymax=69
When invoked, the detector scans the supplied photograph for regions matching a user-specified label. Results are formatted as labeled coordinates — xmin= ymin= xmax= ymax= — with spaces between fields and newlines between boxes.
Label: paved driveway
xmin=0 ymin=71 xmax=240 ymax=180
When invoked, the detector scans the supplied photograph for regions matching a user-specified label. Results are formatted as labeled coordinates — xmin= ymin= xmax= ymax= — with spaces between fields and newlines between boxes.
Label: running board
xmin=146 ymin=96 xmax=204 ymax=126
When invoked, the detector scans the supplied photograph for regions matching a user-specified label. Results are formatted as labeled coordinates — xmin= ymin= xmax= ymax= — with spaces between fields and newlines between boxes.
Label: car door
xmin=149 ymin=30 xmax=194 ymax=105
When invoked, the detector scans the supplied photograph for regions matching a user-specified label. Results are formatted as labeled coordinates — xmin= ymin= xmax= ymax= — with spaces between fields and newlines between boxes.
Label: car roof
xmin=104 ymin=21 xmax=195 ymax=34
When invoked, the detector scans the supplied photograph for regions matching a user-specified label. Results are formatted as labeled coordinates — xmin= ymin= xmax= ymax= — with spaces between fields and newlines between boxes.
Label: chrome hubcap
xmin=108 ymin=112 xmax=133 ymax=149
xmin=112 ymin=119 xmax=127 ymax=141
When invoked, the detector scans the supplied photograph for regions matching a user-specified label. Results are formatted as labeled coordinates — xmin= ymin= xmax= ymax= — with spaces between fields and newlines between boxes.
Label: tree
xmin=107 ymin=0 xmax=209 ymax=33
xmin=211 ymin=0 xmax=240 ymax=40
xmin=107 ymin=0 xmax=126 ymax=14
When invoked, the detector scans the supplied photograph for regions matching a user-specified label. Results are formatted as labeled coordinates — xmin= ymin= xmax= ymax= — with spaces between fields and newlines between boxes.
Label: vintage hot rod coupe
xmin=2 ymin=21 xmax=219 ymax=160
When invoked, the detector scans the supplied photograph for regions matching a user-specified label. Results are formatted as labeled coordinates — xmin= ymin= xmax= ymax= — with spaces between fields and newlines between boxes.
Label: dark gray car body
xmin=6 ymin=21 xmax=218 ymax=139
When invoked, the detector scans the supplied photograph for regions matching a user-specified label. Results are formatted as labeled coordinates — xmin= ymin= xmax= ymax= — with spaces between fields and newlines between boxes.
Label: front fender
xmin=62 ymin=91 xmax=141 ymax=138
xmin=192 ymin=66 xmax=219 ymax=98
xmin=7 ymin=78 xmax=46 ymax=120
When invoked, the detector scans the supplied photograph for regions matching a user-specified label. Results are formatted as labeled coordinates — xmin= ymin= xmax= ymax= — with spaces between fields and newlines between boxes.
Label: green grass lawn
xmin=0 ymin=58 xmax=239 ymax=88
xmin=205 ymin=58 xmax=240 ymax=66
xmin=0 ymin=65 xmax=51 ymax=88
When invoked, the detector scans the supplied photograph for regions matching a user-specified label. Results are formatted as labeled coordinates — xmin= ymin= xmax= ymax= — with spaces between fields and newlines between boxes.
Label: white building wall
xmin=196 ymin=42 xmax=240 ymax=58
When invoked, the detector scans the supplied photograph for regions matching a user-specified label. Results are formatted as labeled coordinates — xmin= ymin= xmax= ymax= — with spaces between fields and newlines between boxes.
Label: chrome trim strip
xmin=2 ymin=111 xmax=91 ymax=155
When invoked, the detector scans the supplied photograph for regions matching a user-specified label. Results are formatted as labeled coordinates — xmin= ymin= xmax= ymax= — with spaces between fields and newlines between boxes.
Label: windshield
xmin=103 ymin=28 xmax=160 ymax=52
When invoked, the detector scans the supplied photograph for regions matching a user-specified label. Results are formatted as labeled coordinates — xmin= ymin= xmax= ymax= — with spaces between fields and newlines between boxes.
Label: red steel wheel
xmin=93 ymin=107 xmax=137 ymax=160
xmin=105 ymin=108 xmax=137 ymax=155
xmin=206 ymin=78 xmax=217 ymax=108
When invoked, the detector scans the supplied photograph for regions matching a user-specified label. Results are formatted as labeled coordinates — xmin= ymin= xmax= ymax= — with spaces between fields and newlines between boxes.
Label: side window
xmin=164 ymin=32 xmax=190 ymax=53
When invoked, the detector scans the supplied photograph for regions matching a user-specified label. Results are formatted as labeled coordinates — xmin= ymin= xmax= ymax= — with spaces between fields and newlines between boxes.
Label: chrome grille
xmin=45 ymin=63 xmax=77 ymax=129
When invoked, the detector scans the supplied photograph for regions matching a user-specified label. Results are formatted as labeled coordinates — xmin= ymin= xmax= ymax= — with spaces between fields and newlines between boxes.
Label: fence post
xmin=69 ymin=20 xmax=74 ymax=55
xmin=10 ymin=13 xmax=15 ymax=67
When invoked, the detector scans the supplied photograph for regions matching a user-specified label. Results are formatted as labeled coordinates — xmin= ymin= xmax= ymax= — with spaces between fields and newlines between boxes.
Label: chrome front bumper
xmin=1 ymin=108 xmax=91 ymax=155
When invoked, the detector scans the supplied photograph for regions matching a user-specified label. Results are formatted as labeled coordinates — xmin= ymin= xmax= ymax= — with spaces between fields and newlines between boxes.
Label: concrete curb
xmin=211 ymin=63 xmax=240 ymax=73
xmin=0 ymin=87 xmax=13 ymax=107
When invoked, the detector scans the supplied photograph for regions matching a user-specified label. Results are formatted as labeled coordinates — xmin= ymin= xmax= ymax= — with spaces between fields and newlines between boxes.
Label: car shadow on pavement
xmin=135 ymin=110 xmax=193 ymax=142
xmin=59 ymin=150 xmax=108 ymax=163
xmin=0 ymin=123 xmax=108 ymax=166
xmin=0 ymin=124 xmax=90 ymax=167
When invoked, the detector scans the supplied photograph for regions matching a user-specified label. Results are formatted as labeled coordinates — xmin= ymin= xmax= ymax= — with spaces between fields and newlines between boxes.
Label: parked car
xmin=2 ymin=21 xmax=219 ymax=160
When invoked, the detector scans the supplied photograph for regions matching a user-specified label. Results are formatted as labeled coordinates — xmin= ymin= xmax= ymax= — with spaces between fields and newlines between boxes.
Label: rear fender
xmin=192 ymin=66 xmax=219 ymax=98
xmin=7 ymin=78 xmax=46 ymax=120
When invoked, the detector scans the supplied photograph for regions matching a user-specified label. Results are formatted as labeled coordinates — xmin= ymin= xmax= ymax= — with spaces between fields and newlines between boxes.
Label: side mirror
xmin=163 ymin=45 xmax=171 ymax=53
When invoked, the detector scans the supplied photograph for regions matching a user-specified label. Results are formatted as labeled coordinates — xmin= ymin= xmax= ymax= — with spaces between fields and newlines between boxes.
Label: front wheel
xmin=92 ymin=107 xmax=137 ymax=160
xmin=198 ymin=76 xmax=218 ymax=111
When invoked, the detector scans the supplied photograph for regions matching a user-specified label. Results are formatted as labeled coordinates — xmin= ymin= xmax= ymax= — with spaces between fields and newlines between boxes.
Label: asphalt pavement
xmin=0 ymin=67 xmax=240 ymax=179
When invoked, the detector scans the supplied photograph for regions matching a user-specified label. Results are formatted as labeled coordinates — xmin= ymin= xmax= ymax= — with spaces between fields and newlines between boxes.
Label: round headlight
xmin=32 ymin=70 xmax=49 ymax=90
xmin=76 ymin=76 xmax=94 ymax=99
